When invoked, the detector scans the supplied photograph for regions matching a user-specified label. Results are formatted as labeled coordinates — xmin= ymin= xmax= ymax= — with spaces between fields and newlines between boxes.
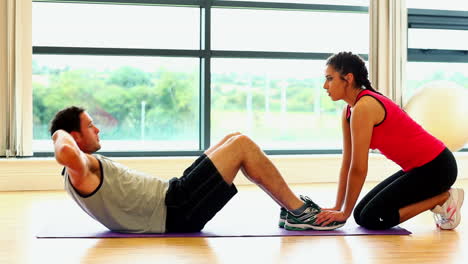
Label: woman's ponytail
xmin=362 ymin=78 xmax=380 ymax=94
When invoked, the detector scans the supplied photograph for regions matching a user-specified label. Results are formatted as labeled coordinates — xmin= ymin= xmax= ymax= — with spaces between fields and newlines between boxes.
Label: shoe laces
xmin=299 ymin=195 xmax=321 ymax=213
xmin=434 ymin=195 xmax=458 ymax=224
xmin=433 ymin=211 xmax=452 ymax=225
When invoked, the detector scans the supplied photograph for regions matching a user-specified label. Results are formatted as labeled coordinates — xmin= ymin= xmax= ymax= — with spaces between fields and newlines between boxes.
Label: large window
xmin=32 ymin=55 xmax=199 ymax=152
xmin=406 ymin=2 xmax=468 ymax=102
xmin=406 ymin=3 xmax=468 ymax=150
xmin=407 ymin=0 xmax=468 ymax=12
xmin=32 ymin=0 xmax=369 ymax=156
xmin=211 ymin=59 xmax=344 ymax=150
xmin=33 ymin=3 xmax=199 ymax=49
xmin=211 ymin=9 xmax=368 ymax=53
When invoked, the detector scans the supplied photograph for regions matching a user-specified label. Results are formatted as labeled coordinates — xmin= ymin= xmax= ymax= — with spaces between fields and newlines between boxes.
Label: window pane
xmin=212 ymin=9 xmax=368 ymax=53
xmin=222 ymin=0 xmax=368 ymax=5
xmin=33 ymin=55 xmax=199 ymax=152
xmin=405 ymin=62 xmax=468 ymax=105
xmin=409 ymin=29 xmax=468 ymax=50
xmin=407 ymin=0 xmax=468 ymax=11
xmin=32 ymin=3 xmax=199 ymax=49
xmin=211 ymin=58 xmax=345 ymax=150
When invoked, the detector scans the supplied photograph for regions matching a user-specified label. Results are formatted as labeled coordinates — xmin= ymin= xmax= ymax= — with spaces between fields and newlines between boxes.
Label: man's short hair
xmin=49 ymin=106 xmax=86 ymax=136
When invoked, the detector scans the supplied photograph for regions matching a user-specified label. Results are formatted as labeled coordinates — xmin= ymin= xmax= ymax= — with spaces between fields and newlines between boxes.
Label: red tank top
xmin=346 ymin=90 xmax=445 ymax=172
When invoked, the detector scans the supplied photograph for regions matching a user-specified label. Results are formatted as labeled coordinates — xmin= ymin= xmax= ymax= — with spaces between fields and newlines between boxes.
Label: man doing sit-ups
xmin=50 ymin=106 xmax=342 ymax=233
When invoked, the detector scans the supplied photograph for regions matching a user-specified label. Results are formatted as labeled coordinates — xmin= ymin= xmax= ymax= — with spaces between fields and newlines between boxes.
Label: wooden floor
xmin=1 ymin=180 xmax=467 ymax=264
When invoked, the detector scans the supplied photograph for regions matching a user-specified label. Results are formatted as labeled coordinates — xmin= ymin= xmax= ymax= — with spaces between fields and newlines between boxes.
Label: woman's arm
xmin=327 ymin=107 xmax=352 ymax=210
xmin=341 ymin=102 xmax=373 ymax=217
xmin=341 ymin=97 xmax=382 ymax=218
xmin=316 ymin=97 xmax=377 ymax=225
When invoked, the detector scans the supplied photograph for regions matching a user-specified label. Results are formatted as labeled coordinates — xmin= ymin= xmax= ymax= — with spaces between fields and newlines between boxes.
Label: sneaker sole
xmin=447 ymin=188 xmax=464 ymax=229
xmin=284 ymin=223 xmax=313 ymax=231
xmin=309 ymin=222 xmax=345 ymax=231
xmin=278 ymin=219 xmax=285 ymax=228
xmin=284 ymin=221 xmax=345 ymax=231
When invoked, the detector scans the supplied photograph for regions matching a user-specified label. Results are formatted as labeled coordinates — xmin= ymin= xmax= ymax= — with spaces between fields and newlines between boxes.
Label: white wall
xmin=1 ymin=153 xmax=468 ymax=191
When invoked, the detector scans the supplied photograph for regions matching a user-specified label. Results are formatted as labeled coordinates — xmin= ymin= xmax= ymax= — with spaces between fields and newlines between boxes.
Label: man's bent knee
xmin=225 ymin=132 xmax=242 ymax=139
xmin=234 ymin=134 xmax=260 ymax=153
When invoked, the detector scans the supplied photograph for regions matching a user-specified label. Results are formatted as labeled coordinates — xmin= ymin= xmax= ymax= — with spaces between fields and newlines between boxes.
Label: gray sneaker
xmin=284 ymin=196 xmax=345 ymax=231
xmin=278 ymin=195 xmax=308 ymax=228
xmin=279 ymin=207 xmax=288 ymax=228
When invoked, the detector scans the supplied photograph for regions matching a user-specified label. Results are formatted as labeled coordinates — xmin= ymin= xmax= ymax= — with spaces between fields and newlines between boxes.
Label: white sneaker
xmin=431 ymin=188 xmax=464 ymax=230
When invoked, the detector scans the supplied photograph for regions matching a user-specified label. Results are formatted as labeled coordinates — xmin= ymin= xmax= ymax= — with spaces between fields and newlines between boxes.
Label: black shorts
xmin=165 ymin=154 xmax=238 ymax=232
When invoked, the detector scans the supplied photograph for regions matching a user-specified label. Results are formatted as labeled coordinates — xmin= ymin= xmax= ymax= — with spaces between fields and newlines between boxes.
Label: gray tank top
xmin=63 ymin=154 xmax=169 ymax=233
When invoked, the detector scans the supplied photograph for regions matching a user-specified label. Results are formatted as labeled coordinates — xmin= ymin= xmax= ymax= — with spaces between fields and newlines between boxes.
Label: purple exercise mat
xmin=36 ymin=195 xmax=411 ymax=238
xmin=37 ymin=226 xmax=411 ymax=238
xmin=36 ymin=213 xmax=411 ymax=238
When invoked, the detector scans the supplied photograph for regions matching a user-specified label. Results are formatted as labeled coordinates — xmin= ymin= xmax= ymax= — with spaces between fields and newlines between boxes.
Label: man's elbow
xmin=51 ymin=129 xmax=64 ymax=142
xmin=55 ymin=144 xmax=78 ymax=166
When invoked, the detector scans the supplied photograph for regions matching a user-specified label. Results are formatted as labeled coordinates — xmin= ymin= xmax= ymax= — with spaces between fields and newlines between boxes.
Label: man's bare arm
xmin=52 ymin=130 xmax=100 ymax=194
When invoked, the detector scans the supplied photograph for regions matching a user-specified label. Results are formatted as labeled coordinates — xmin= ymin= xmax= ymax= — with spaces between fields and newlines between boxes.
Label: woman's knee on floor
xmin=357 ymin=208 xmax=400 ymax=230
xmin=353 ymin=208 xmax=364 ymax=226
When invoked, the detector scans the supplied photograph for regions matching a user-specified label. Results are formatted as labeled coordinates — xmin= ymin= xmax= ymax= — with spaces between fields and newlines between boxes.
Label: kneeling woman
xmin=314 ymin=51 xmax=463 ymax=230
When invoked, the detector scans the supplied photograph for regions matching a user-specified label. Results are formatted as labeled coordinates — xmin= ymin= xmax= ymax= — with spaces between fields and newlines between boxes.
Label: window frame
xmin=406 ymin=8 xmax=468 ymax=152
xmin=407 ymin=8 xmax=468 ymax=63
xmin=32 ymin=0 xmax=370 ymax=157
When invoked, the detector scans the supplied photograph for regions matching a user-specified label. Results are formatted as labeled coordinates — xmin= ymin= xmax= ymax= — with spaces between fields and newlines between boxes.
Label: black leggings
xmin=354 ymin=148 xmax=457 ymax=230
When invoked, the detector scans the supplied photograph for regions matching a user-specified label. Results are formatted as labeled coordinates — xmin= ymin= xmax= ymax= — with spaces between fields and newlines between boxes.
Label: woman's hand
xmin=315 ymin=210 xmax=349 ymax=226
xmin=322 ymin=206 xmax=341 ymax=211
